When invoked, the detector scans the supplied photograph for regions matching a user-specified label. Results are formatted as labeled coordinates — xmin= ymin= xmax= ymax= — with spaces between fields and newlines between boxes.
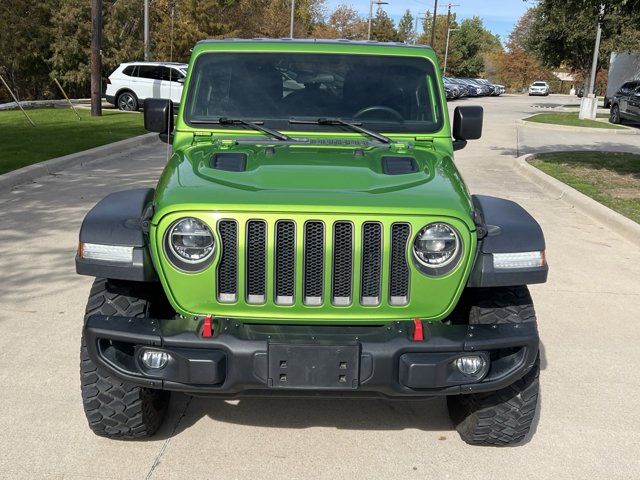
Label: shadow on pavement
xmin=154 ymin=338 xmax=546 ymax=443
xmin=490 ymin=139 xmax=640 ymax=158
xmin=0 ymin=144 xmax=165 ymax=304
xmin=171 ymin=395 xmax=454 ymax=434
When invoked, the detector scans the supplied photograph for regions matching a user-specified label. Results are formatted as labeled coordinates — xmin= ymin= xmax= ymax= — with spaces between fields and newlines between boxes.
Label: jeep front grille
xmin=361 ymin=222 xmax=383 ymax=306
xmin=275 ymin=221 xmax=296 ymax=305
xmin=246 ymin=220 xmax=266 ymax=304
xmin=217 ymin=220 xmax=238 ymax=303
xmin=215 ymin=218 xmax=411 ymax=308
xmin=389 ymin=223 xmax=411 ymax=305
xmin=303 ymin=221 xmax=324 ymax=305
xmin=332 ymin=222 xmax=354 ymax=306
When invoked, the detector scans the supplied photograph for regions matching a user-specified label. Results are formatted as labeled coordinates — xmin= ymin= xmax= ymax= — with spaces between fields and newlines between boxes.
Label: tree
xmin=313 ymin=4 xmax=367 ymax=40
xmin=489 ymin=49 xmax=551 ymax=92
xmin=417 ymin=13 xmax=450 ymax=53
xmin=371 ymin=9 xmax=398 ymax=42
xmin=488 ymin=9 xmax=551 ymax=92
xmin=49 ymin=0 xmax=92 ymax=98
xmin=151 ymin=0 xmax=239 ymax=63
xmin=397 ymin=10 xmax=415 ymax=44
xmin=526 ymin=0 xmax=640 ymax=80
xmin=416 ymin=13 xmax=502 ymax=76
xmin=446 ymin=17 xmax=502 ymax=77
xmin=508 ymin=7 xmax=538 ymax=53
xmin=0 ymin=0 xmax=57 ymax=102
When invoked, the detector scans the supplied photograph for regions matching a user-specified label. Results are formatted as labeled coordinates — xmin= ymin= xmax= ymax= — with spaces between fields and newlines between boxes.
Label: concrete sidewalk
xmin=0 ymin=94 xmax=638 ymax=479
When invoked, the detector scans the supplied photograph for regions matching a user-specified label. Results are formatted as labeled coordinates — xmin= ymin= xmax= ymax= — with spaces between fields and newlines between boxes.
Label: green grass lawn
xmin=529 ymin=152 xmax=640 ymax=223
xmin=523 ymin=112 xmax=624 ymax=129
xmin=0 ymin=107 xmax=146 ymax=175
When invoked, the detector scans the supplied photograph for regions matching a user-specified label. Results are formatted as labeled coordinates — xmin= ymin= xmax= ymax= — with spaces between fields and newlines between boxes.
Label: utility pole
xmin=444 ymin=3 xmax=459 ymax=32
xmin=579 ymin=3 xmax=605 ymax=120
xmin=368 ymin=0 xmax=389 ymax=41
xmin=430 ymin=0 xmax=438 ymax=48
xmin=444 ymin=28 xmax=459 ymax=76
xmin=442 ymin=4 xmax=459 ymax=74
xmin=90 ymin=0 xmax=102 ymax=116
xmin=290 ymin=0 xmax=295 ymax=38
xmin=144 ymin=0 xmax=150 ymax=61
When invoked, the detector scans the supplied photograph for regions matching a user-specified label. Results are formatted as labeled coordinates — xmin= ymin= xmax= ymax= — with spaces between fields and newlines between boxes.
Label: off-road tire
xmin=80 ymin=278 xmax=169 ymax=439
xmin=447 ymin=286 xmax=540 ymax=446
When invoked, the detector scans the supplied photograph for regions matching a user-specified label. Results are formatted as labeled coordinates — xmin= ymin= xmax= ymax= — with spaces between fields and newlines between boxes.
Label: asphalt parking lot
xmin=0 ymin=94 xmax=639 ymax=479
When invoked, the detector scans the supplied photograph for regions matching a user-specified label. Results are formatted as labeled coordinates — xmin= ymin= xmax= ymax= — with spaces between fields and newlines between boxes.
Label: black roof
xmin=196 ymin=38 xmax=433 ymax=50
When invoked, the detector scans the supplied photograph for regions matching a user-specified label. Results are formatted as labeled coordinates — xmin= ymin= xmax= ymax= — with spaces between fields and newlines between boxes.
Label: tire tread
xmin=448 ymin=286 xmax=540 ymax=446
xmin=80 ymin=278 xmax=168 ymax=439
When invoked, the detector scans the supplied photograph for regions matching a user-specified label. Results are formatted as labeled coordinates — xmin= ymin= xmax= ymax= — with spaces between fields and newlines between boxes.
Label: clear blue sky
xmin=325 ymin=0 xmax=531 ymax=42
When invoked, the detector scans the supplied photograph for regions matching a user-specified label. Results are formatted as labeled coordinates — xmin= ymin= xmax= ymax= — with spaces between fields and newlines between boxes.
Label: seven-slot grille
xmin=216 ymin=219 xmax=411 ymax=307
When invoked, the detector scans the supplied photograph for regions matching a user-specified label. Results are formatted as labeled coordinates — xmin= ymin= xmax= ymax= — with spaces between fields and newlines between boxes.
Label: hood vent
xmin=382 ymin=156 xmax=418 ymax=175
xmin=211 ymin=153 xmax=247 ymax=172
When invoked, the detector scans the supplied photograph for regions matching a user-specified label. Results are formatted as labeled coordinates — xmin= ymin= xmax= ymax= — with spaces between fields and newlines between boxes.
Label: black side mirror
xmin=144 ymin=98 xmax=174 ymax=134
xmin=452 ymin=106 xmax=483 ymax=151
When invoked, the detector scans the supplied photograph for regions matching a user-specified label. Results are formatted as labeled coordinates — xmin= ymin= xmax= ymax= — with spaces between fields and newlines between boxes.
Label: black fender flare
xmin=75 ymin=188 xmax=158 ymax=282
xmin=467 ymin=195 xmax=548 ymax=287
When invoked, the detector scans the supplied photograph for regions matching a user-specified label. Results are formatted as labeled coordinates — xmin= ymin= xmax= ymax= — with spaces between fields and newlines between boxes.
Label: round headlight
xmin=413 ymin=223 xmax=460 ymax=269
xmin=168 ymin=218 xmax=214 ymax=264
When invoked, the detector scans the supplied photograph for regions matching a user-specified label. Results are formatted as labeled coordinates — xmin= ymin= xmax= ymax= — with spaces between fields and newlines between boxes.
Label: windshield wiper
xmin=191 ymin=117 xmax=292 ymax=142
xmin=289 ymin=117 xmax=392 ymax=144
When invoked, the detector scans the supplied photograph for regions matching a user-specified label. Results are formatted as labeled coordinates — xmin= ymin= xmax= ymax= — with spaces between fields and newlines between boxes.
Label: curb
xmin=516 ymin=154 xmax=640 ymax=248
xmin=517 ymin=119 xmax=639 ymax=135
xmin=0 ymin=133 xmax=159 ymax=191
xmin=0 ymin=98 xmax=91 ymax=111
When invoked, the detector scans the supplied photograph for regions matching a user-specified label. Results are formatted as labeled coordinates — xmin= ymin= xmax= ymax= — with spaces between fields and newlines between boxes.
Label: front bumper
xmin=84 ymin=315 xmax=539 ymax=398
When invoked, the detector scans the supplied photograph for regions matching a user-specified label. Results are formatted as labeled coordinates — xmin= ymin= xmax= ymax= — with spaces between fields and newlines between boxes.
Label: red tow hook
xmin=202 ymin=315 xmax=213 ymax=337
xmin=412 ymin=317 xmax=424 ymax=341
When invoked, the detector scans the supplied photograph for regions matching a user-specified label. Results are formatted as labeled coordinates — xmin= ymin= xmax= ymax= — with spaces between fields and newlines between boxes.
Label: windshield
xmin=532 ymin=82 xmax=546 ymax=86
xmin=184 ymin=52 xmax=443 ymax=134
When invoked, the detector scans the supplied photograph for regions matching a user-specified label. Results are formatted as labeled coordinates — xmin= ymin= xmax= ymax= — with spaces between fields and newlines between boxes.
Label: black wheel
xmin=80 ymin=278 xmax=170 ymax=439
xmin=447 ymin=286 xmax=540 ymax=446
xmin=610 ymin=104 xmax=622 ymax=124
xmin=117 ymin=91 xmax=138 ymax=111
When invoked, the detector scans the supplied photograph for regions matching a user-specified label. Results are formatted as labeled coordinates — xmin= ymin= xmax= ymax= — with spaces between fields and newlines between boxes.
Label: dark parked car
xmin=443 ymin=77 xmax=465 ymax=99
xmin=610 ymin=80 xmax=640 ymax=124
xmin=449 ymin=78 xmax=481 ymax=97
xmin=475 ymin=78 xmax=504 ymax=96
xmin=461 ymin=78 xmax=491 ymax=96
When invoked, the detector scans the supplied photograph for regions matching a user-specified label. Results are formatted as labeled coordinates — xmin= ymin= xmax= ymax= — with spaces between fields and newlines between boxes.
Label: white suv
xmin=105 ymin=62 xmax=188 ymax=111
xmin=528 ymin=81 xmax=550 ymax=96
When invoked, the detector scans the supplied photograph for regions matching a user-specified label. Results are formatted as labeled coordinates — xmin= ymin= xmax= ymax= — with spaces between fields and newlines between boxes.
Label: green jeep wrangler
xmin=76 ymin=40 xmax=547 ymax=446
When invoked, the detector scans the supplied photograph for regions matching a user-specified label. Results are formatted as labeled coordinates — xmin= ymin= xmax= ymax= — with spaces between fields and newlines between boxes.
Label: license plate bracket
xmin=267 ymin=344 xmax=360 ymax=389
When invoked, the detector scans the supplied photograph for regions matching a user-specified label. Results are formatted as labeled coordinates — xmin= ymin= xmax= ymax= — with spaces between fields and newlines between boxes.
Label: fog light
xmin=141 ymin=350 xmax=170 ymax=369
xmin=455 ymin=355 xmax=487 ymax=376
